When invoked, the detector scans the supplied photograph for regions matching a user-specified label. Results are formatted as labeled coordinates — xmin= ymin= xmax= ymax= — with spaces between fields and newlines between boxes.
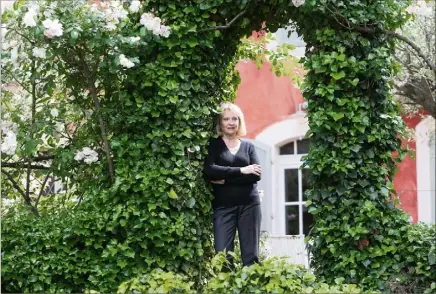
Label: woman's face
xmin=220 ymin=109 xmax=239 ymax=136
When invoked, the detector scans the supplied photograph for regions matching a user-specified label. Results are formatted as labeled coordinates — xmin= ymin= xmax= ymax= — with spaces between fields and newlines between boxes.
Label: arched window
xmin=279 ymin=138 xmax=310 ymax=155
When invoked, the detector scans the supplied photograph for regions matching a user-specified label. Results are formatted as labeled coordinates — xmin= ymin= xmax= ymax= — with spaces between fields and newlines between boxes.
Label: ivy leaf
xmin=330 ymin=71 xmax=345 ymax=80
xmin=428 ymin=252 xmax=435 ymax=265
xmin=360 ymin=260 xmax=370 ymax=268
xmin=381 ymin=187 xmax=390 ymax=197
xmin=169 ymin=96 xmax=178 ymax=104
xmin=366 ymin=149 xmax=375 ymax=158
xmin=370 ymin=192 xmax=378 ymax=200
xmin=117 ymin=260 xmax=128 ymax=268
xmin=329 ymin=112 xmax=344 ymax=121
xmin=358 ymin=179 xmax=369 ymax=187
xmin=337 ymin=54 xmax=346 ymax=61
xmin=350 ymin=145 xmax=361 ymax=153
xmin=169 ymin=188 xmax=178 ymax=199
xmin=186 ymin=197 xmax=195 ymax=208
xmin=187 ymin=39 xmax=198 ymax=47
xmin=350 ymin=78 xmax=359 ymax=86
xmin=199 ymin=2 xmax=212 ymax=9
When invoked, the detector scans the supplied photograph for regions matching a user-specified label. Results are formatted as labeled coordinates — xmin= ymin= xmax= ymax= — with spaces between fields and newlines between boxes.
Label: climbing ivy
xmin=294 ymin=0 xmax=428 ymax=290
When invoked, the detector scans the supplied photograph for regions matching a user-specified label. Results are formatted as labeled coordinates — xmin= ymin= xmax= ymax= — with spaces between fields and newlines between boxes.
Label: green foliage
xmin=236 ymin=33 xmax=305 ymax=87
xmin=1 ymin=204 xmax=82 ymax=292
xmin=117 ymin=269 xmax=194 ymax=294
xmin=388 ymin=223 xmax=436 ymax=293
xmin=206 ymin=253 xmax=367 ymax=293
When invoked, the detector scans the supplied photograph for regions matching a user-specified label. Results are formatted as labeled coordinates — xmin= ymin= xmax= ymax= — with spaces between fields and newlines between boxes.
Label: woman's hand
xmin=240 ymin=164 xmax=262 ymax=176
xmin=211 ymin=180 xmax=225 ymax=184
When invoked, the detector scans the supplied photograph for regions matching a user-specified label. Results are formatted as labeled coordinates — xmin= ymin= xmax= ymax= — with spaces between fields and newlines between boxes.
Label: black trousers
xmin=213 ymin=203 xmax=261 ymax=266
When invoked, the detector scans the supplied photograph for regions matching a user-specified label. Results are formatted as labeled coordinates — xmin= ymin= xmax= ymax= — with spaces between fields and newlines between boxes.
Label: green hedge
xmin=388 ymin=223 xmax=436 ymax=293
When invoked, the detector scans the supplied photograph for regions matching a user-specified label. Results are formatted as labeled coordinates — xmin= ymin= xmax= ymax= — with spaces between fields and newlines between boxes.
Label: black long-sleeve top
xmin=204 ymin=137 xmax=261 ymax=208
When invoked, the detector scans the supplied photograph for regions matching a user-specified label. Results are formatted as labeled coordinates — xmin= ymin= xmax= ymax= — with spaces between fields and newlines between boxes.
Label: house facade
xmin=234 ymin=59 xmax=436 ymax=236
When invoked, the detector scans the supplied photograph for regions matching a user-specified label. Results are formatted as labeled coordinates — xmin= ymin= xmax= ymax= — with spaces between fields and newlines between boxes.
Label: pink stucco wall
xmin=393 ymin=115 xmax=422 ymax=223
xmin=234 ymin=61 xmax=305 ymax=139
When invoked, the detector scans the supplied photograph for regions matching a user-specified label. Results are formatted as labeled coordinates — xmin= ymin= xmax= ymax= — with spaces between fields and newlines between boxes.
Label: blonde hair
xmin=216 ymin=102 xmax=247 ymax=137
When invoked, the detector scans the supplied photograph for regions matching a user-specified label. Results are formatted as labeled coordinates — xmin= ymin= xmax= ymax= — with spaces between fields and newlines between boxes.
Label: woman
xmin=203 ymin=102 xmax=262 ymax=266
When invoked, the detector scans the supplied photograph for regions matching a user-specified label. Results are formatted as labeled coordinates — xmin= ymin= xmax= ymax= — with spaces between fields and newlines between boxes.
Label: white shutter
xmin=246 ymin=139 xmax=272 ymax=233
xmin=431 ymin=134 xmax=436 ymax=224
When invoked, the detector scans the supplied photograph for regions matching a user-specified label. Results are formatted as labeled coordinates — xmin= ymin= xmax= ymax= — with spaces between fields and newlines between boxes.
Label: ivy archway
xmin=1 ymin=0 xmax=422 ymax=292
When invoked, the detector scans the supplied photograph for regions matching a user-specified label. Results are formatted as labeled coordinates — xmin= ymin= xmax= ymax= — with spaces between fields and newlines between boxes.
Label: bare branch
xmin=5 ymin=27 xmax=35 ymax=45
xmin=1 ymin=170 xmax=39 ymax=217
xmin=35 ymin=173 xmax=51 ymax=208
xmin=74 ymin=194 xmax=84 ymax=208
xmin=89 ymin=83 xmax=115 ymax=182
xmin=198 ymin=10 xmax=247 ymax=32
xmin=326 ymin=6 xmax=436 ymax=71
xmin=25 ymin=60 xmax=37 ymax=203
xmin=2 ymin=67 xmax=33 ymax=94
xmin=33 ymin=154 xmax=55 ymax=161
xmin=1 ymin=163 xmax=50 ymax=169
xmin=381 ymin=30 xmax=436 ymax=71
xmin=2 ymin=170 xmax=27 ymax=200
xmin=1 ymin=154 xmax=55 ymax=168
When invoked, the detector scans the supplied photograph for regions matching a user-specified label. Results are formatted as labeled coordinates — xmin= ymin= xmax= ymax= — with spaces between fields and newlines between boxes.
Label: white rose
xmin=292 ymin=0 xmax=306 ymax=7
xmin=160 ymin=25 xmax=170 ymax=38
xmin=74 ymin=151 xmax=85 ymax=161
xmin=32 ymin=47 xmax=47 ymax=59
xmin=50 ymin=108 xmax=59 ymax=117
xmin=42 ymin=19 xmax=63 ymax=38
xmin=43 ymin=10 xmax=52 ymax=18
xmin=140 ymin=13 xmax=170 ymax=37
xmin=105 ymin=22 xmax=118 ymax=31
xmin=1 ymin=130 xmax=17 ymax=156
xmin=84 ymin=153 xmax=98 ymax=164
xmin=82 ymin=147 xmax=93 ymax=155
xmin=129 ymin=0 xmax=141 ymax=13
xmin=129 ymin=36 xmax=141 ymax=43
xmin=10 ymin=47 xmax=19 ymax=64
xmin=119 ymin=54 xmax=135 ymax=68
xmin=23 ymin=9 xmax=37 ymax=27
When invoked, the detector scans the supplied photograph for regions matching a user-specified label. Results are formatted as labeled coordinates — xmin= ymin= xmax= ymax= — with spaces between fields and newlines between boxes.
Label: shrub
xmin=388 ymin=223 xmax=436 ymax=293
xmin=205 ymin=252 xmax=367 ymax=293
xmin=117 ymin=269 xmax=194 ymax=294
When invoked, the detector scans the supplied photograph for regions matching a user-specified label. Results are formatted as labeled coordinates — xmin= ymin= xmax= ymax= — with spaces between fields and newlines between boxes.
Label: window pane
xmin=280 ymin=141 xmax=294 ymax=155
xmin=297 ymin=138 xmax=310 ymax=154
xmin=303 ymin=205 xmax=314 ymax=235
xmin=285 ymin=169 xmax=298 ymax=202
xmin=302 ymin=169 xmax=311 ymax=201
xmin=286 ymin=205 xmax=299 ymax=235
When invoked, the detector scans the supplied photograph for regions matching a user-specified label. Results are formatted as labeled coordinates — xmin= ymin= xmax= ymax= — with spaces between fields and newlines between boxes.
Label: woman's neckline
xmin=221 ymin=136 xmax=240 ymax=149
